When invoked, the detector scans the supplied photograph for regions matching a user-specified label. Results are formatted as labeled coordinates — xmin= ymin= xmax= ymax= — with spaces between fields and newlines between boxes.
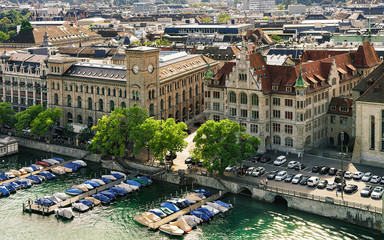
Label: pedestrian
xmin=265 ymin=179 xmax=268 ymax=186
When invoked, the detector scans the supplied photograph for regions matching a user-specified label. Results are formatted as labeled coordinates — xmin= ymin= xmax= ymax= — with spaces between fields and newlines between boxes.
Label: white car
xmin=252 ymin=167 xmax=265 ymax=177
xmin=245 ymin=167 xmax=255 ymax=176
xmin=353 ymin=171 xmax=364 ymax=180
xmin=287 ymin=161 xmax=299 ymax=169
xmin=273 ymin=156 xmax=287 ymax=166
xmin=370 ymin=175 xmax=382 ymax=184
xmin=292 ymin=174 xmax=303 ymax=184
xmin=275 ymin=171 xmax=288 ymax=181
xmin=361 ymin=172 xmax=373 ymax=182
xmin=225 ymin=166 xmax=235 ymax=172
xmin=344 ymin=171 xmax=353 ymax=179
xmin=326 ymin=182 xmax=337 ymax=190
xmin=371 ymin=186 xmax=384 ymax=199
xmin=307 ymin=176 xmax=320 ymax=187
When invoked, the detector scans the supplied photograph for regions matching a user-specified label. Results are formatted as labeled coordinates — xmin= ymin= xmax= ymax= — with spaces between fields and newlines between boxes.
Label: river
xmin=0 ymin=148 xmax=382 ymax=240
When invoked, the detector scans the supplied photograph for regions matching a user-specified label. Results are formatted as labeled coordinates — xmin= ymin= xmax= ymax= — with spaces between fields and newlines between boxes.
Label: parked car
xmin=267 ymin=170 xmax=279 ymax=180
xmin=361 ymin=172 xmax=373 ymax=182
xmin=370 ymin=175 xmax=382 ymax=184
xmin=260 ymin=156 xmax=271 ymax=163
xmin=371 ymin=186 xmax=384 ymax=199
xmin=252 ymin=167 xmax=265 ymax=177
xmin=273 ymin=156 xmax=287 ymax=166
xmin=344 ymin=171 xmax=353 ymax=179
xmin=197 ymin=160 xmax=204 ymax=167
xmin=336 ymin=169 xmax=345 ymax=177
xmin=287 ymin=161 xmax=299 ymax=169
xmin=292 ymin=174 xmax=303 ymax=184
xmin=251 ymin=154 xmax=263 ymax=162
xmin=353 ymin=171 xmax=364 ymax=180
xmin=328 ymin=168 xmax=337 ymax=176
xmin=185 ymin=157 xmax=192 ymax=165
xmin=334 ymin=176 xmax=343 ymax=183
xmin=246 ymin=167 xmax=255 ymax=176
xmin=312 ymin=165 xmax=320 ymax=173
xmin=300 ymin=176 xmax=310 ymax=185
xmin=225 ymin=165 xmax=236 ymax=172
xmin=319 ymin=166 xmax=330 ymax=174
xmin=275 ymin=171 xmax=288 ymax=181
xmin=294 ymin=163 xmax=306 ymax=171
xmin=317 ymin=180 xmax=328 ymax=189
xmin=165 ymin=154 xmax=177 ymax=160
xmin=326 ymin=182 xmax=337 ymax=190
xmin=381 ymin=177 xmax=384 ymax=184
xmin=337 ymin=182 xmax=346 ymax=191
xmin=344 ymin=184 xmax=358 ymax=194
xmin=360 ymin=185 xmax=374 ymax=197
xmin=285 ymin=174 xmax=295 ymax=182
xmin=307 ymin=176 xmax=320 ymax=187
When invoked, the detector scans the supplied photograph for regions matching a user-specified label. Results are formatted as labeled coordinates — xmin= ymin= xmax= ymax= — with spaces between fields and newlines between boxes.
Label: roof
xmin=63 ymin=62 xmax=127 ymax=82
xmin=353 ymin=61 xmax=384 ymax=93
xmin=356 ymin=73 xmax=384 ymax=104
xmin=192 ymin=46 xmax=240 ymax=61
xmin=210 ymin=62 xmax=236 ymax=87
xmin=158 ymin=55 xmax=210 ymax=80
xmin=352 ymin=41 xmax=381 ymax=68
xmin=327 ymin=97 xmax=353 ymax=116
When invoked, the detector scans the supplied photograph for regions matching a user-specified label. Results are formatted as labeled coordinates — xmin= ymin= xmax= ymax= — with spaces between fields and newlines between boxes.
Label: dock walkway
xmin=149 ymin=190 xmax=228 ymax=229
xmin=24 ymin=178 xmax=124 ymax=215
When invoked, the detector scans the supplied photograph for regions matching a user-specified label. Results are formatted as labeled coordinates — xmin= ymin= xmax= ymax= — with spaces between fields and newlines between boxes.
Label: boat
xmin=131 ymin=178 xmax=148 ymax=186
xmin=62 ymin=162 xmax=81 ymax=172
xmin=78 ymin=199 xmax=95 ymax=208
xmin=92 ymin=193 xmax=111 ymax=204
xmin=126 ymin=180 xmax=141 ymax=188
xmin=46 ymin=195 xmax=63 ymax=204
xmin=167 ymin=199 xmax=187 ymax=209
xmin=0 ymin=186 xmax=10 ymax=196
xmin=62 ymin=166 xmax=73 ymax=173
xmin=51 ymin=166 xmax=66 ymax=175
xmin=91 ymin=179 xmax=105 ymax=185
xmin=115 ymin=183 xmax=134 ymax=193
xmin=53 ymin=192 xmax=69 ymax=201
xmin=51 ymin=157 xmax=65 ymax=162
xmin=72 ymin=184 xmax=88 ymax=192
xmin=161 ymin=202 xmax=180 ymax=212
xmin=142 ymin=212 xmax=161 ymax=222
xmin=159 ymin=224 xmax=184 ymax=236
xmin=27 ymin=175 xmax=43 ymax=184
xmin=194 ymin=193 xmax=206 ymax=200
xmin=72 ymin=202 xmax=90 ymax=212
xmin=21 ymin=167 xmax=34 ymax=173
xmin=35 ymin=198 xmax=55 ymax=207
xmin=170 ymin=218 xmax=192 ymax=233
xmin=39 ymin=171 xmax=56 ymax=180
xmin=206 ymin=202 xmax=228 ymax=213
xmin=159 ymin=207 xmax=174 ymax=215
xmin=55 ymin=208 xmax=74 ymax=219
xmin=65 ymin=188 xmax=83 ymax=196
xmin=82 ymin=183 xmax=94 ymax=190
xmin=84 ymin=181 xmax=99 ymax=188
xmin=101 ymin=175 xmax=117 ymax=181
xmin=0 ymin=172 xmax=9 ymax=181
xmin=213 ymin=200 xmax=233 ymax=209
xmin=84 ymin=197 xmax=101 ymax=206
xmin=185 ymin=193 xmax=201 ymax=203
xmin=134 ymin=215 xmax=153 ymax=227
xmin=195 ymin=189 xmax=212 ymax=197
xmin=36 ymin=175 xmax=46 ymax=182
xmin=15 ymin=179 xmax=32 ymax=189
xmin=138 ymin=176 xmax=153 ymax=184
xmin=196 ymin=207 xmax=214 ymax=217
xmin=110 ymin=171 xmax=126 ymax=179
xmin=202 ymin=205 xmax=219 ymax=215
xmin=72 ymin=160 xmax=87 ymax=167
xmin=18 ymin=169 xmax=28 ymax=175
xmin=29 ymin=164 xmax=43 ymax=171
xmin=190 ymin=210 xmax=210 ymax=221
xmin=8 ymin=182 xmax=21 ymax=190
xmin=99 ymin=177 xmax=112 ymax=184
xmin=177 ymin=215 xmax=203 ymax=228
xmin=42 ymin=158 xmax=60 ymax=165
xmin=109 ymin=186 xmax=128 ymax=196
xmin=150 ymin=208 xmax=167 ymax=218
xmin=9 ymin=170 xmax=21 ymax=177
xmin=100 ymin=190 xmax=117 ymax=200
xmin=3 ymin=172 xmax=15 ymax=179
xmin=35 ymin=161 xmax=50 ymax=167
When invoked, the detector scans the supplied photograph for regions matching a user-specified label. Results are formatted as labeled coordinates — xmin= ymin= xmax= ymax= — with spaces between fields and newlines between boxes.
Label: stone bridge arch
xmin=237 ymin=186 xmax=253 ymax=197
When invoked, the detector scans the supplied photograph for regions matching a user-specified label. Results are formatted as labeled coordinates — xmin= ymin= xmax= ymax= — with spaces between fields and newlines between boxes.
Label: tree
xmin=0 ymin=102 xmax=14 ymax=130
xmin=277 ymin=4 xmax=285 ymax=10
xmin=155 ymin=39 xmax=171 ymax=46
xmin=270 ymin=34 xmax=281 ymax=43
xmin=192 ymin=119 xmax=260 ymax=175
xmin=30 ymin=108 xmax=62 ymax=139
xmin=218 ymin=14 xmax=231 ymax=23
xmin=78 ymin=127 xmax=94 ymax=143
xmin=0 ymin=31 xmax=8 ymax=42
xmin=131 ymin=117 xmax=161 ymax=161
xmin=149 ymin=118 xmax=188 ymax=161
xmin=20 ymin=20 xmax=33 ymax=32
xmin=88 ymin=106 xmax=148 ymax=157
xmin=14 ymin=104 xmax=44 ymax=135
xmin=201 ymin=17 xmax=212 ymax=23
xmin=63 ymin=124 xmax=76 ymax=143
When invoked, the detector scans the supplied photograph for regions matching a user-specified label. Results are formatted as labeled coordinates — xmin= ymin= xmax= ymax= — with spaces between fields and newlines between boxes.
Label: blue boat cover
xmin=0 ymin=186 xmax=10 ymax=196
xmin=196 ymin=207 xmax=214 ymax=217
xmin=191 ymin=210 xmax=210 ymax=221
xmin=62 ymin=162 xmax=81 ymax=171
xmin=110 ymin=173 xmax=124 ymax=179
xmin=109 ymin=187 xmax=127 ymax=195
xmin=92 ymin=193 xmax=111 ymax=204
xmin=9 ymin=182 xmax=21 ymax=190
xmin=2 ymin=183 xmax=16 ymax=193
xmin=51 ymin=157 xmax=64 ymax=162
xmin=84 ymin=181 xmax=99 ymax=187
xmin=150 ymin=209 xmax=166 ymax=217
xmin=66 ymin=188 xmax=82 ymax=195
xmin=139 ymin=176 xmax=153 ymax=184
xmin=27 ymin=175 xmax=42 ymax=183
xmin=35 ymin=198 xmax=55 ymax=206
xmin=39 ymin=171 xmax=55 ymax=180
xmin=0 ymin=172 xmax=9 ymax=181
xmin=214 ymin=200 xmax=232 ymax=209
xmin=100 ymin=190 xmax=117 ymax=199
xmin=161 ymin=202 xmax=180 ymax=212
xmin=29 ymin=165 xmax=39 ymax=171
xmin=99 ymin=177 xmax=112 ymax=184
xmin=126 ymin=180 xmax=141 ymax=187
xmin=78 ymin=199 xmax=95 ymax=208
xmin=195 ymin=189 xmax=212 ymax=197
xmin=15 ymin=180 xmax=32 ymax=188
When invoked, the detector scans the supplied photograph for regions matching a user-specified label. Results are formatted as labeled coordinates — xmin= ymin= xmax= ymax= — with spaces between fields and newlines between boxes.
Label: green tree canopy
xmin=30 ymin=108 xmax=62 ymax=139
xmin=63 ymin=124 xmax=76 ymax=139
xmin=20 ymin=20 xmax=33 ymax=32
xmin=192 ymin=119 xmax=260 ymax=175
xmin=218 ymin=14 xmax=231 ymax=23
xmin=78 ymin=127 xmax=94 ymax=143
xmin=201 ymin=17 xmax=212 ymax=23
xmin=0 ymin=102 xmax=14 ymax=128
xmin=149 ymin=118 xmax=188 ymax=161
xmin=131 ymin=117 xmax=161 ymax=161
xmin=155 ymin=38 xmax=171 ymax=46
xmin=14 ymin=104 xmax=44 ymax=135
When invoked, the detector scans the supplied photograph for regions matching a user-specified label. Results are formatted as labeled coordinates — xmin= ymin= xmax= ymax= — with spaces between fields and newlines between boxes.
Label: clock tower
xmin=126 ymin=46 xmax=160 ymax=117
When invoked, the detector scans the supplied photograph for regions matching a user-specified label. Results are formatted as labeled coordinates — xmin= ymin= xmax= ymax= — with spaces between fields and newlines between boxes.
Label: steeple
xmin=294 ymin=61 xmax=306 ymax=88
xmin=204 ymin=58 xmax=213 ymax=80
xmin=41 ymin=28 xmax=51 ymax=47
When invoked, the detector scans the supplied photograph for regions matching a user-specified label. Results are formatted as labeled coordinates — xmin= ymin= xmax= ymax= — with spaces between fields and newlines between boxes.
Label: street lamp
xmin=339 ymin=131 xmax=346 ymax=199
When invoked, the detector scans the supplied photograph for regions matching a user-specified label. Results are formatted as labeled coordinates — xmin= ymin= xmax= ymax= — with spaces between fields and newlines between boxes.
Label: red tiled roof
xmin=249 ymin=53 xmax=273 ymax=93
xmin=210 ymin=61 xmax=236 ymax=87
xmin=327 ymin=97 xmax=353 ymax=116
xmin=301 ymin=50 xmax=349 ymax=62
xmin=352 ymin=41 xmax=381 ymax=68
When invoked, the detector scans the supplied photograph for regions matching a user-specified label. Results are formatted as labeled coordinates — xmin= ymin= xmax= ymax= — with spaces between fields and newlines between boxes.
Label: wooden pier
xmin=24 ymin=178 xmax=125 ymax=215
xmin=148 ymin=190 xmax=229 ymax=230
xmin=0 ymin=160 xmax=73 ymax=185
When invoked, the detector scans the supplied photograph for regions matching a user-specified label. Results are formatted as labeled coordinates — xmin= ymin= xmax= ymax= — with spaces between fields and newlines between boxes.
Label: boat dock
xmin=0 ymin=160 xmax=73 ymax=185
xmin=23 ymin=177 xmax=125 ymax=215
xmin=148 ymin=190 xmax=229 ymax=230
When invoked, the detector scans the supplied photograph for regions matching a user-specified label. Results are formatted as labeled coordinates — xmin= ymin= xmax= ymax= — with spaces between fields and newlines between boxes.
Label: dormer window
xmin=272 ymin=86 xmax=278 ymax=91
xmin=331 ymin=106 xmax=336 ymax=111
xmin=340 ymin=106 xmax=348 ymax=112
xmin=286 ymin=87 xmax=291 ymax=92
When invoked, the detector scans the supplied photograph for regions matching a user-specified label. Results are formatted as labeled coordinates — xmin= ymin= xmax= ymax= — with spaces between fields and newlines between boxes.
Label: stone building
xmin=204 ymin=41 xmax=380 ymax=154
xmin=327 ymin=97 xmax=353 ymax=149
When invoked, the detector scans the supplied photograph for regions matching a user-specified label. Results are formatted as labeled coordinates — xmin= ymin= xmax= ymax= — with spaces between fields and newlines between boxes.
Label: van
xmin=307 ymin=176 xmax=320 ymax=187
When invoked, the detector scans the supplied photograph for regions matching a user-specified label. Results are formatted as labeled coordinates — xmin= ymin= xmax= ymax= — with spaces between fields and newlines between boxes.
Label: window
xmin=285 ymin=111 xmax=293 ymax=120
xmin=102 ymin=88 xmax=105 ymax=95
xmin=213 ymin=115 xmax=220 ymax=121
xmin=168 ymin=96 xmax=172 ymax=108
xmin=241 ymin=109 xmax=248 ymax=118
xmin=340 ymin=106 xmax=348 ymax=112
xmin=110 ymin=100 xmax=115 ymax=112
xmin=251 ymin=111 xmax=259 ymax=120
xmin=189 ymin=87 xmax=193 ymax=98
xmin=273 ymin=136 xmax=281 ymax=145
xmin=67 ymin=95 xmax=71 ymax=107
xmin=230 ymin=108 xmax=237 ymax=116
xmin=297 ymin=113 xmax=304 ymax=121
xmin=285 ymin=125 xmax=293 ymax=134
xmin=52 ymin=82 xmax=55 ymax=90
xmin=273 ymin=123 xmax=280 ymax=132
xmin=251 ymin=124 xmax=258 ymax=133
xmin=340 ymin=117 xmax=348 ymax=125
xmin=229 ymin=92 xmax=236 ymax=103
xmin=240 ymin=93 xmax=247 ymax=104
xmin=251 ymin=94 xmax=259 ymax=106
xmin=285 ymin=137 xmax=293 ymax=147
xmin=273 ymin=110 xmax=280 ymax=118
xmin=54 ymin=94 xmax=59 ymax=105
xmin=149 ymin=104 xmax=154 ymax=117
xmin=160 ymin=99 xmax=164 ymax=110
xmin=273 ymin=97 xmax=280 ymax=106
xmin=297 ymin=101 xmax=304 ymax=109
xmin=183 ymin=90 xmax=186 ymax=101
xmin=176 ymin=93 xmax=179 ymax=104
xmin=213 ymin=102 xmax=220 ymax=111
xmin=88 ymin=97 xmax=92 ymax=110
xmin=285 ymin=99 xmax=293 ymax=107
xmin=121 ymin=102 xmax=126 ymax=108
xmin=77 ymin=96 xmax=82 ymax=108
xmin=99 ymin=99 xmax=103 ymax=111
xmin=213 ymin=91 xmax=220 ymax=99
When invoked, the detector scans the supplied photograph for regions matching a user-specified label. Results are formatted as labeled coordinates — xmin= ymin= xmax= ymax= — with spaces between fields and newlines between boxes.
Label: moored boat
xmin=65 ymin=188 xmax=83 ymax=196
xmin=149 ymin=208 xmax=167 ymax=218
xmin=53 ymin=192 xmax=69 ymax=201
xmin=72 ymin=202 xmax=90 ymax=212
xmin=84 ymin=181 xmax=99 ymax=188
xmin=134 ymin=215 xmax=153 ymax=227
xmin=84 ymin=196 xmax=101 ymax=206
xmin=190 ymin=210 xmax=210 ymax=222
xmin=142 ymin=212 xmax=161 ymax=222
xmin=177 ymin=215 xmax=203 ymax=228
xmin=78 ymin=199 xmax=95 ymax=208
xmin=109 ymin=186 xmax=128 ymax=196
xmin=55 ymin=208 xmax=74 ymax=219
xmin=159 ymin=224 xmax=184 ymax=236
xmin=206 ymin=202 xmax=228 ymax=213
xmin=170 ymin=218 xmax=192 ymax=233
xmin=35 ymin=161 xmax=50 ymax=167
xmin=51 ymin=166 xmax=66 ymax=175
xmin=101 ymin=175 xmax=117 ymax=181
xmin=72 ymin=184 xmax=88 ymax=192
xmin=202 ymin=205 xmax=219 ymax=215
xmin=72 ymin=160 xmax=87 ymax=167
xmin=90 ymin=179 xmax=105 ymax=185
xmin=91 ymin=193 xmax=111 ymax=204
xmin=39 ymin=171 xmax=56 ymax=180
xmin=161 ymin=202 xmax=180 ymax=213
xmin=159 ymin=207 xmax=174 ymax=215
xmin=9 ymin=170 xmax=21 ymax=177
xmin=213 ymin=200 xmax=233 ymax=209
xmin=0 ymin=185 xmax=10 ymax=196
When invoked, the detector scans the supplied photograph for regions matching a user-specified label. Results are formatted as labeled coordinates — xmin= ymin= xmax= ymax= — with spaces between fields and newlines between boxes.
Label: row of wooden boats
xmin=134 ymin=189 xmax=233 ymax=236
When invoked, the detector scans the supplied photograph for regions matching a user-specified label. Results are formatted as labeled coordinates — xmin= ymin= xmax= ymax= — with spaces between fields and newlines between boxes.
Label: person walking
xmin=265 ymin=179 xmax=268 ymax=186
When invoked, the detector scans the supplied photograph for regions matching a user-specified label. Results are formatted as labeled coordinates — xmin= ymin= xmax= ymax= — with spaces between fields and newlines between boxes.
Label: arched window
xmin=54 ymin=93 xmax=59 ymax=105
xmin=99 ymin=99 xmax=103 ymax=111
xmin=148 ymin=90 xmax=151 ymax=100
xmin=176 ymin=93 xmax=179 ymax=104
xmin=86 ymin=86 xmax=89 ymax=93
xmin=149 ymin=104 xmax=154 ymax=117
xmin=52 ymin=82 xmax=55 ymax=89
xmin=121 ymin=102 xmax=126 ymax=108
xmin=124 ymin=90 xmax=127 ymax=98
xmin=160 ymin=99 xmax=164 ymax=110
xmin=102 ymin=88 xmax=105 ymax=95
xmin=273 ymin=135 xmax=281 ymax=145
xmin=195 ymin=85 xmax=199 ymax=96
xmin=108 ymin=88 xmax=111 ymax=96
xmin=136 ymin=91 xmax=139 ymax=100
xmin=67 ymin=95 xmax=71 ymax=107
xmin=88 ymin=97 xmax=92 ymax=110
xmin=132 ymin=90 xmax=135 ymax=100
xmin=110 ymin=100 xmax=115 ymax=112
xmin=229 ymin=92 xmax=236 ymax=103
xmin=152 ymin=90 xmax=155 ymax=99
xmin=119 ymin=89 xmax=122 ymax=97
xmin=251 ymin=94 xmax=259 ymax=106
xmin=77 ymin=96 xmax=82 ymax=108
xmin=183 ymin=90 xmax=186 ymax=101
xmin=285 ymin=137 xmax=293 ymax=147
xmin=57 ymin=83 xmax=60 ymax=90
xmin=168 ymin=96 xmax=171 ymax=108
xmin=97 ymin=87 xmax=100 ymax=94
xmin=91 ymin=86 xmax=93 ymax=94
xmin=113 ymin=89 xmax=116 ymax=96
xmin=80 ymin=85 xmax=83 ymax=92
xmin=67 ymin=112 xmax=73 ymax=123
xmin=75 ymin=85 xmax=78 ymax=92
xmin=189 ymin=87 xmax=192 ymax=98
xmin=240 ymin=93 xmax=247 ymax=105
xmin=77 ymin=115 xmax=83 ymax=124
xmin=88 ymin=117 xmax=93 ymax=127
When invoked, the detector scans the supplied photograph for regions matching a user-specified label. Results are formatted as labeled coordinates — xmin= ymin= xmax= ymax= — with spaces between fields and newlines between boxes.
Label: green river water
xmin=0 ymin=148 xmax=382 ymax=240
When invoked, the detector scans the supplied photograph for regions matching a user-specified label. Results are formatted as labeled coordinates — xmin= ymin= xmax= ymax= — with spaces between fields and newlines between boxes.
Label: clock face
xmin=148 ymin=64 xmax=154 ymax=74
xmin=132 ymin=65 xmax=139 ymax=74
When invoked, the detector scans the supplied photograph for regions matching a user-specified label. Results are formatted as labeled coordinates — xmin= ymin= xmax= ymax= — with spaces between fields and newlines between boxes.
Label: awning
xmin=346 ymin=64 xmax=356 ymax=71
xmin=337 ymin=68 xmax=347 ymax=74
xmin=307 ymin=76 xmax=317 ymax=84
xmin=314 ymin=74 xmax=325 ymax=81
